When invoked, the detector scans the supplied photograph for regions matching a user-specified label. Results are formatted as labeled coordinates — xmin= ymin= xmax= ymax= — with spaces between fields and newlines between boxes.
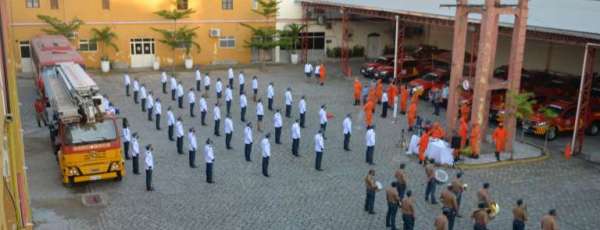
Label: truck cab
xmin=525 ymin=99 xmax=600 ymax=140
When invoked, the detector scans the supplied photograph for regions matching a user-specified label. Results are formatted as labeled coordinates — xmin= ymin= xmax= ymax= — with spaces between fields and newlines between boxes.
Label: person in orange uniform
xmin=353 ymin=78 xmax=362 ymax=105
xmin=388 ymin=85 xmax=397 ymax=112
xmin=492 ymin=122 xmax=507 ymax=161
xmin=470 ymin=123 xmax=481 ymax=158
xmin=400 ymin=84 xmax=409 ymax=114
xmin=460 ymin=101 xmax=470 ymax=121
xmin=458 ymin=118 xmax=468 ymax=149
xmin=375 ymin=79 xmax=383 ymax=104
xmin=407 ymin=102 xmax=417 ymax=131
xmin=319 ymin=64 xmax=326 ymax=86
xmin=418 ymin=130 xmax=430 ymax=164
xmin=364 ymin=100 xmax=375 ymax=127
xmin=430 ymin=122 xmax=445 ymax=139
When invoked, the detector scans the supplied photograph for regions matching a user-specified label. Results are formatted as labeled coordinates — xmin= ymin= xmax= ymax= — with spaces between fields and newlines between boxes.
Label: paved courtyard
xmin=19 ymin=64 xmax=600 ymax=229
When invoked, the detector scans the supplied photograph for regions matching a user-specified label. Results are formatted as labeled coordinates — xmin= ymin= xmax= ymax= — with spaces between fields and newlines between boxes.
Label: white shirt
xmin=442 ymin=86 xmax=449 ymax=99
xmin=177 ymin=84 xmax=184 ymax=97
xmin=304 ymin=63 xmax=313 ymax=73
xmin=124 ymin=74 xmax=131 ymax=85
xmin=102 ymin=97 xmax=110 ymax=111
xmin=216 ymin=81 xmax=223 ymax=93
xmin=381 ymin=92 xmax=388 ymax=103
xmin=195 ymin=70 xmax=202 ymax=81
xmin=291 ymin=122 xmax=301 ymax=139
xmin=238 ymin=73 xmax=245 ymax=85
xmin=199 ymin=98 xmax=208 ymax=112
xmin=224 ymin=117 xmax=234 ymax=134
xmin=314 ymin=133 xmax=324 ymax=152
xmin=188 ymin=91 xmax=196 ymax=104
xmin=228 ymin=68 xmax=234 ymax=80
xmin=204 ymin=145 xmax=215 ymax=163
xmin=122 ymin=127 xmax=131 ymax=142
xmin=314 ymin=65 xmax=321 ymax=75
xmin=267 ymin=85 xmax=274 ymax=99
xmin=140 ymin=86 xmax=147 ymax=99
xmin=133 ymin=80 xmax=139 ymax=91
xmin=244 ymin=127 xmax=253 ymax=144
xmin=273 ymin=112 xmax=282 ymax=128
xmin=204 ymin=75 xmax=211 ymax=87
xmin=343 ymin=117 xmax=352 ymax=134
xmin=167 ymin=110 xmax=175 ymax=126
xmin=252 ymin=78 xmax=258 ymax=90
xmin=131 ymin=137 xmax=139 ymax=157
xmin=213 ymin=106 xmax=221 ymax=120
xmin=366 ymin=128 xmax=376 ymax=146
xmin=261 ymin=138 xmax=271 ymax=157
xmin=144 ymin=150 xmax=154 ymax=170
xmin=299 ymin=99 xmax=306 ymax=114
xmin=256 ymin=102 xmax=264 ymax=116
xmin=225 ymin=88 xmax=233 ymax=101
xmin=154 ymin=101 xmax=162 ymax=115
xmin=188 ymin=131 xmax=197 ymax=151
xmin=170 ymin=77 xmax=177 ymax=90
xmin=319 ymin=108 xmax=328 ymax=124
xmin=176 ymin=120 xmax=184 ymax=137
xmin=285 ymin=90 xmax=293 ymax=105
xmin=161 ymin=73 xmax=167 ymax=83
xmin=240 ymin=95 xmax=247 ymax=108
xmin=146 ymin=94 xmax=154 ymax=109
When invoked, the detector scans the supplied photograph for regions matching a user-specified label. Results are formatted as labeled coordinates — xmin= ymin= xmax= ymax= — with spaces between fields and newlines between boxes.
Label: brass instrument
xmin=487 ymin=202 xmax=500 ymax=219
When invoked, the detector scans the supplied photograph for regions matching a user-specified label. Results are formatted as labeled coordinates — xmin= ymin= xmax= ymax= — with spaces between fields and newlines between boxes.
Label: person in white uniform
xmin=177 ymin=81 xmax=184 ymax=109
xmin=131 ymin=132 xmax=140 ymax=174
xmin=314 ymin=129 xmax=325 ymax=171
xmin=240 ymin=92 xmax=248 ymax=122
xmin=299 ymin=96 xmax=307 ymax=128
xmin=199 ymin=95 xmax=208 ymax=126
xmin=273 ymin=109 xmax=283 ymax=144
xmin=124 ymin=73 xmax=131 ymax=96
xmin=154 ymin=98 xmax=162 ymax=130
xmin=267 ymin=82 xmax=274 ymax=111
xmin=244 ymin=122 xmax=253 ymax=162
xmin=343 ymin=114 xmax=352 ymax=151
xmin=145 ymin=144 xmax=154 ymax=191
xmin=225 ymin=85 xmax=233 ymax=116
xmin=261 ymin=133 xmax=271 ymax=177
xmin=188 ymin=128 xmax=198 ymax=168
xmin=140 ymin=84 xmax=147 ymax=111
xmin=161 ymin=71 xmax=168 ymax=94
xmin=319 ymin=105 xmax=328 ymax=139
xmin=167 ymin=107 xmax=175 ymax=140
xmin=133 ymin=78 xmax=140 ymax=104
xmin=204 ymin=138 xmax=215 ymax=183
xmin=252 ymin=76 xmax=259 ymax=102
xmin=256 ymin=98 xmax=264 ymax=132
xmin=213 ymin=103 xmax=221 ymax=136
xmin=176 ymin=117 xmax=184 ymax=154
xmin=238 ymin=71 xmax=246 ymax=95
xmin=188 ymin=88 xmax=196 ymax=117
xmin=224 ymin=115 xmax=234 ymax=150
xmin=195 ymin=67 xmax=202 ymax=91
xmin=365 ymin=125 xmax=376 ymax=165
xmin=291 ymin=119 xmax=301 ymax=156
xmin=285 ymin=88 xmax=293 ymax=118
xmin=122 ymin=118 xmax=131 ymax=159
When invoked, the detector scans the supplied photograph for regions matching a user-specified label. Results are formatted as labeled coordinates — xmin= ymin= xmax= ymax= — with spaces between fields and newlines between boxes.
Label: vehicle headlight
xmin=110 ymin=162 xmax=121 ymax=171
xmin=536 ymin=121 xmax=547 ymax=127
xmin=367 ymin=67 xmax=374 ymax=71
xmin=380 ymin=71 xmax=388 ymax=75
xmin=67 ymin=167 xmax=80 ymax=176
xmin=374 ymin=73 xmax=379 ymax=77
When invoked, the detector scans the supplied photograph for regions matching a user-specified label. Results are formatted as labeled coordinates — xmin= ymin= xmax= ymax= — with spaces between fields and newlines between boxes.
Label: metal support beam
xmin=300 ymin=3 xmax=310 ymax=64
xmin=446 ymin=0 xmax=469 ymax=137
xmin=340 ymin=8 xmax=350 ymax=77
xmin=573 ymin=47 xmax=596 ymax=154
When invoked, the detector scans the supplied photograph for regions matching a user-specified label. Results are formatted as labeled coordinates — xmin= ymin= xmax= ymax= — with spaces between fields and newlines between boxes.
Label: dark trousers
xmin=386 ymin=203 xmax=398 ymax=229
xmin=292 ymin=138 xmax=299 ymax=156
xmin=123 ymin=141 xmax=130 ymax=159
xmin=495 ymin=151 xmax=500 ymax=161
xmin=147 ymin=108 xmax=153 ymax=121
xmin=168 ymin=125 xmax=174 ymax=141
xmin=275 ymin=127 xmax=282 ymax=144
xmin=126 ymin=85 xmax=130 ymax=96
xmin=176 ymin=136 xmax=183 ymax=154
xmin=171 ymin=89 xmax=176 ymax=101
xmin=201 ymin=111 xmax=207 ymax=125
xmin=402 ymin=214 xmax=415 ymax=230
xmin=132 ymin=156 xmax=139 ymax=174
xmin=512 ymin=220 xmax=525 ymax=230
xmin=189 ymin=103 xmax=195 ymax=117
xmin=226 ymin=100 xmax=231 ymax=116
xmin=225 ymin=133 xmax=232 ymax=149
xmin=239 ymin=84 xmax=244 ymax=95
xmin=134 ymin=91 xmax=139 ymax=104
xmin=214 ymin=119 xmax=220 ymax=136
xmin=320 ymin=123 xmax=327 ymax=138
xmin=382 ymin=102 xmax=388 ymax=118
xmin=196 ymin=80 xmax=201 ymax=91
xmin=228 ymin=78 xmax=234 ymax=88
xmin=447 ymin=208 xmax=457 ymax=230
xmin=285 ymin=104 xmax=291 ymax=118
xmin=434 ymin=101 xmax=441 ymax=115
xmin=240 ymin=107 xmax=246 ymax=122
xmin=366 ymin=146 xmax=374 ymax=164
xmin=245 ymin=143 xmax=252 ymax=161
xmin=315 ymin=151 xmax=323 ymax=170
xmin=300 ymin=113 xmax=306 ymax=128
xmin=455 ymin=192 xmax=463 ymax=213
xmin=474 ymin=223 xmax=488 ymax=230
xmin=206 ymin=163 xmax=213 ymax=183
xmin=189 ymin=150 xmax=196 ymax=167
xmin=145 ymin=169 xmax=153 ymax=191
xmin=141 ymin=99 xmax=146 ymax=111
xmin=354 ymin=98 xmax=360 ymax=105
xmin=425 ymin=179 xmax=437 ymax=203
xmin=178 ymin=96 xmax=183 ymax=108
xmin=262 ymin=156 xmax=269 ymax=176
xmin=397 ymin=183 xmax=407 ymax=199
xmin=364 ymin=189 xmax=375 ymax=212
xmin=268 ymin=98 xmax=273 ymax=110
xmin=162 ymin=83 xmax=167 ymax=94
xmin=343 ymin=133 xmax=351 ymax=150
xmin=155 ymin=114 xmax=161 ymax=130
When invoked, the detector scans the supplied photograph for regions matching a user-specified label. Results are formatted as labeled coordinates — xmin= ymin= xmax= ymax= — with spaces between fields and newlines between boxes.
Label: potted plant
xmin=241 ymin=0 xmax=279 ymax=69
xmin=153 ymin=56 xmax=161 ymax=70
xmin=281 ymin=23 xmax=306 ymax=64
xmin=179 ymin=27 xmax=201 ymax=69
xmin=153 ymin=2 xmax=195 ymax=72
xmin=90 ymin=27 xmax=118 ymax=73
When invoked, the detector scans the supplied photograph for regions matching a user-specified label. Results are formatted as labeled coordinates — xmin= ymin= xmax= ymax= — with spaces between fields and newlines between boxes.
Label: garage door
xmin=19 ymin=41 xmax=33 ymax=73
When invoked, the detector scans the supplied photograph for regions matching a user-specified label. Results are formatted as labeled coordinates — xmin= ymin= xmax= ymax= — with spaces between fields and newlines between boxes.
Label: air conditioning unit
xmin=209 ymin=28 xmax=221 ymax=38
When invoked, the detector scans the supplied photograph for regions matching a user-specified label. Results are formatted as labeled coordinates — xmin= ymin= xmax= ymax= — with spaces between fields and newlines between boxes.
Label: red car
xmin=360 ymin=56 xmax=393 ymax=78
xmin=373 ymin=58 xmax=423 ymax=83
xmin=524 ymin=99 xmax=600 ymax=140
xmin=408 ymin=72 xmax=448 ymax=97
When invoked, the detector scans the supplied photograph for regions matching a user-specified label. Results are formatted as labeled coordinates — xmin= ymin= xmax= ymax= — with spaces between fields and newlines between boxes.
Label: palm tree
xmin=152 ymin=0 xmax=195 ymax=71
xmin=90 ymin=27 xmax=118 ymax=61
xmin=152 ymin=26 xmax=200 ymax=70
xmin=37 ymin=15 xmax=84 ymax=41
xmin=241 ymin=0 xmax=280 ymax=69
xmin=280 ymin=23 xmax=306 ymax=54
xmin=505 ymin=90 xmax=536 ymax=159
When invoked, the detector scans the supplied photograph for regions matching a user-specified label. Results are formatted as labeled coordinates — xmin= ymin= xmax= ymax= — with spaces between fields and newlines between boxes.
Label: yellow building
xmin=1 ymin=0 xmax=33 ymax=229
xmin=9 ymin=0 xmax=273 ymax=71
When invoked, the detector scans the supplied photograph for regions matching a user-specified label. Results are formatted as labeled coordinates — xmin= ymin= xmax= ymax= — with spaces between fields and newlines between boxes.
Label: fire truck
xmin=32 ymin=35 xmax=125 ymax=185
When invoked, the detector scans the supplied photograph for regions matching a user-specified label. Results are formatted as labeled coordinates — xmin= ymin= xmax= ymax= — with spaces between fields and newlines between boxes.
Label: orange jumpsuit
xmin=460 ymin=103 xmax=470 ymax=121
xmin=319 ymin=64 xmax=326 ymax=85
xmin=418 ymin=131 xmax=430 ymax=162
xmin=400 ymin=85 xmax=408 ymax=113
xmin=430 ymin=123 xmax=445 ymax=139
xmin=492 ymin=127 xmax=507 ymax=153
xmin=364 ymin=101 xmax=375 ymax=126
xmin=388 ymin=85 xmax=397 ymax=106
xmin=353 ymin=80 xmax=362 ymax=102
xmin=367 ymin=87 xmax=376 ymax=104
xmin=375 ymin=80 xmax=383 ymax=102
xmin=458 ymin=118 xmax=468 ymax=148
xmin=564 ymin=144 xmax=571 ymax=160
xmin=470 ymin=124 xmax=481 ymax=157
xmin=407 ymin=102 xmax=417 ymax=128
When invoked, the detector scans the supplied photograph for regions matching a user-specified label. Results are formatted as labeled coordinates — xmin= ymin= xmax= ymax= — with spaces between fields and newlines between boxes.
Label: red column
xmin=446 ymin=0 xmax=469 ymax=138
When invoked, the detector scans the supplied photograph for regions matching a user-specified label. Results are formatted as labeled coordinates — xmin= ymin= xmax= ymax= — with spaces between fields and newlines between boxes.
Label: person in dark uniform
xmin=385 ymin=182 xmax=400 ymax=230
xmin=131 ymin=133 xmax=140 ymax=175
xmin=144 ymin=144 xmax=154 ymax=191
xmin=364 ymin=169 xmax=377 ymax=214
xmin=441 ymin=185 xmax=458 ymax=230
xmin=204 ymin=138 xmax=215 ymax=183
xmin=261 ymin=133 xmax=271 ymax=177
xmin=394 ymin=163 xmax=407 ymax=199
xmin=401 ymin=190 xmax=415 ymax=230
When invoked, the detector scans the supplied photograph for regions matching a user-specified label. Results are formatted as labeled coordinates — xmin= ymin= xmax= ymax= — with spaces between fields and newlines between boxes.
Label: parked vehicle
xmin=372 ymin=58 xmax=422 ymax=83
xmin=408 ymin=72 xmax=448 ymax=97
xmin=524 ymin=99 xmax=600 ymax=140
xmin=360 ymin=56 xmax=393 ymax=78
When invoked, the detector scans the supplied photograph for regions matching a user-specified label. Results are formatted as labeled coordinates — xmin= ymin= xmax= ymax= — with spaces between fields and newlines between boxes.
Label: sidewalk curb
xmin=456 ymin=153 xmax=550 ymax=170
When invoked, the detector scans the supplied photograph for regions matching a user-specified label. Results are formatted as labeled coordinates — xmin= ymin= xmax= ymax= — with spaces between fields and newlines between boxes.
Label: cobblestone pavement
xmin=20 ymin=64 xmax=600 ymax=230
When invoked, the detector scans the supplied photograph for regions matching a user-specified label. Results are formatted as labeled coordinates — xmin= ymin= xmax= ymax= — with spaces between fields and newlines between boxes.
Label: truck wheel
xmin=547 ymin=126 xmax=558 ymax=141
xmin=64 ymin=176 xmax=75 ymax=188
xmin=115 ymin=171 xmax=122 ymax=181
xmin=586 ymin=122 xmax=600 ymax=136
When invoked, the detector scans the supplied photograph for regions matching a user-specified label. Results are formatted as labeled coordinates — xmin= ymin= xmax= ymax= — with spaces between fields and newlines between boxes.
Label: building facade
xmin=10 ymin=0 xmax=273 ymax=71
xmin=1 ymin=0 xmax=33 ymax=229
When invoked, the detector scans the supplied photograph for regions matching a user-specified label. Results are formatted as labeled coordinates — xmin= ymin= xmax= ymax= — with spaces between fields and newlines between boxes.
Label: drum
xmin=434 ymin=169 xmax=449 ymax=183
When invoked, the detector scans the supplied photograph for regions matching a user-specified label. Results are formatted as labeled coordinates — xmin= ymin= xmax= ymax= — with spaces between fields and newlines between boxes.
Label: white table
xmin=407 ymin=135 xmax=454 ymax=165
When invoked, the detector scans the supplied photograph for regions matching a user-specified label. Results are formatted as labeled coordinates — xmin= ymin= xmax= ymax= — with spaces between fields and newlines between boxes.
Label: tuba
xmin=487 ymin=202 xmax=500 ymax=219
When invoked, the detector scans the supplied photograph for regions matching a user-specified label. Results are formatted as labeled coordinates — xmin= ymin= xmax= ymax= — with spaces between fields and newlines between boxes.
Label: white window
xmin=79 ymin=39 xmax=98 ymax=52
xmin=219 ymin=36 xmax=235 ymax=48
xmin=26 ymin=0 xmax=40 ymax=8
xmin=252 ymin=0 xmax=258 ymax=10
xmin=222 ymin=0 xmax=233 ymax=10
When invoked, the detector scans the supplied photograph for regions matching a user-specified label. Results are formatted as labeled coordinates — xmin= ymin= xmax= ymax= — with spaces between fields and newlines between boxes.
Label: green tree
xmin=36 ymin=15 xmax=84 ymax=41
xmin=152 ymin=0 xmax=196 ymax=71
xmin=90 ymin=27 xmax=118 ymax=61
xmin=279 ymin=23 xmax=306 ymax=54
xmin=241 ymin=0 xmax=279 ymax=69
xmin=505 ymin=90 xmax=536 ymax=159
